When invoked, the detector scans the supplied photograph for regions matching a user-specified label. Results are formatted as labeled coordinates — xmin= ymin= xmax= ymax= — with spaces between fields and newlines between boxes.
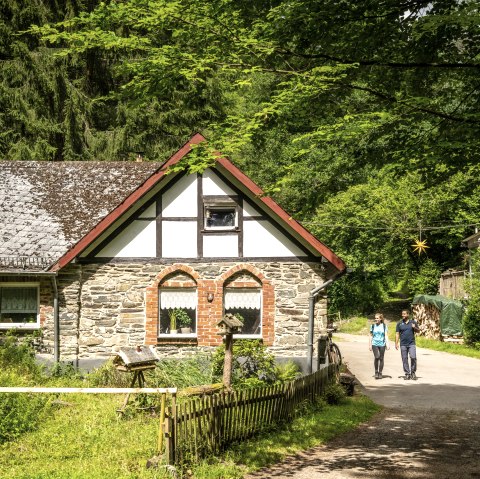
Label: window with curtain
xmin=224 ymin=288 xmax=261 ymax=335
xmin=0 ymin=285 xmax=39 ymax=327
xmin=159 ymin=288 xmax=197 ymax=335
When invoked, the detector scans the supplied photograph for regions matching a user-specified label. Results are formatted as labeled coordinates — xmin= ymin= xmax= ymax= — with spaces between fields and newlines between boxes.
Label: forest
xmin=2 ymin=0 xmax=480 ymax=317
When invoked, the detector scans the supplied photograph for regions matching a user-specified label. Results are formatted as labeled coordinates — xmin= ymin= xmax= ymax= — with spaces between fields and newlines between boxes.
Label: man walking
xmin=395 ymin=309 xmax=420 ymax=380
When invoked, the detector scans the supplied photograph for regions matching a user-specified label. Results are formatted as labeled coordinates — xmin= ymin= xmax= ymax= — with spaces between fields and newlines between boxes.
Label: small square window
xmin=204 ymin=205 xmax=237 ymax=230
xmin=0 ymin=285 xmax=39 ymax=329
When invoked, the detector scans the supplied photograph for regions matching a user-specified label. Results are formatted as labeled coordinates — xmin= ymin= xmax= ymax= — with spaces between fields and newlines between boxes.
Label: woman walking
xmin=369 ymin=313 xmax=390 ymax=379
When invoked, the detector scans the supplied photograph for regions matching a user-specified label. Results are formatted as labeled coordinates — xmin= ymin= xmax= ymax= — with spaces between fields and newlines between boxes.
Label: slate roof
xmin=0 ymin=161 xmax=163 ymax=272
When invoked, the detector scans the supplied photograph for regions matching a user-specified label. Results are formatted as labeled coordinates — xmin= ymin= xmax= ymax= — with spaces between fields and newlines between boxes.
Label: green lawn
xmin=0 ymin=392 xmax=380 ymax=479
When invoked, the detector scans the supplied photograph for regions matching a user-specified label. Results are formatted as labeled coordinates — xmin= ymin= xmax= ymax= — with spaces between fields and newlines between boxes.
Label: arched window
xmin=158 ymin=272 xmax=197 ymax=337
xmin=223 ymin=272 xmax=262 ymax=337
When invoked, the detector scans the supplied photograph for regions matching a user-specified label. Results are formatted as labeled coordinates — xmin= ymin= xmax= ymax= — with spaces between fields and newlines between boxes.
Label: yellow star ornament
xmin=412 ymin=239 xmax=429 ymax=255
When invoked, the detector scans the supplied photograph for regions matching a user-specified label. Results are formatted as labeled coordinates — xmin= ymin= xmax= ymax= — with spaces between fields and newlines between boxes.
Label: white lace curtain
xmin=160 ymin=288 xmax=197 ymax=309
xmin=224 ymin=288 xmax=261 ymax=309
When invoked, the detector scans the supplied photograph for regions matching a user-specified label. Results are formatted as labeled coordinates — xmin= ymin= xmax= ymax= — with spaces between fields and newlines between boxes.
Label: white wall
xmin=162 ymin=173 xmax=197 ymax=217
xmin=202 ymin=169 xmax=236 ymax=195
xmin=162 ymin=221 xmax=197 ymax=257
xmin=243 ymin=202 xmax=261 ymax=217
xmin=96 ymin=220 xmax=156 ymax=257
xmin=243 ymin=220 xmax=304 ymax=257
xmin=203 ymin=235 xmax=238 ymax=257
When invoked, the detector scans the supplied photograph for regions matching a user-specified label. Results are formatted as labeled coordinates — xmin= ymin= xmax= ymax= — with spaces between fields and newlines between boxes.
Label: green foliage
xmin=464 ymin=252 xmax=480 ymax=348
xmin=338 ymin=316 xmax=370 ymax=335
xmin=212 ymin=340 xmax=297 ymax=388
xmin=408 ymin=258 xmax=442 ymax=296
xmin=4 ymin=0 xmax=480 ymax=318
xmin=0 ymin=333 xmax=44 ymax=379
xmin=328 ymin=273 xmax=387 ymax=316
xmin=0 ymin=335 xmax=51 ymax=444
xmin=173 ymin=308 xmax=192 ymax=328
xmin=149 ymin=355 xmax=214 ymax=389
xmin=322 ymin=383 xmax=347 ymax=405
xmin=86 ymin=359 xmax=131 ymax=388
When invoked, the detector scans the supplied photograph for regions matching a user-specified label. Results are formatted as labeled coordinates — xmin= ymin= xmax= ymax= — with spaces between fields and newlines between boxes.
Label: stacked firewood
xmin=412 ymin=303 xmax=441 ymax=340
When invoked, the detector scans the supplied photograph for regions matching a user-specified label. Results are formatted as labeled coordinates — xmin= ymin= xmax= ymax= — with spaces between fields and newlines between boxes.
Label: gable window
xmin=159 ymin=288 xmax=197 ymax=336
xmin=224 ymin=288 xmax=261 ymax=336
xmin=204 ymin=198 xmax=238 ymax=231
xmin=0 ymin=284 xmax=39 ymax=329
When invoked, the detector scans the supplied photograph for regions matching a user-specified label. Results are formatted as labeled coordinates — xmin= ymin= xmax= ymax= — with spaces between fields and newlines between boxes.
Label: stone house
xmin=0 ymin=134 xmax=346 ymax=369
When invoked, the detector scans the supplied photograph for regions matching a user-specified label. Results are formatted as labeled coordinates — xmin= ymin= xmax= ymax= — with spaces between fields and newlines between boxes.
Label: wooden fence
xmin=163 ymin=363 xmax=337 ymax=464
xmin=439 ymin=270 xmax=467 ymax=300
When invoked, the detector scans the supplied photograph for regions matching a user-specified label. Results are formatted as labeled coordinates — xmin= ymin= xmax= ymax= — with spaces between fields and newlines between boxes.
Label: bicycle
xmin=318 ymin=325 xmax=342 ymax=368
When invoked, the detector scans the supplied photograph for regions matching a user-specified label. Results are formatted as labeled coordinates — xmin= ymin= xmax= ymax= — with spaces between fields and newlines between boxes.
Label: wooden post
xmin=223 ymin=333 xmax=233 ymax=389
xmin=157 ymin=393 xmax=166 ymax=454
xmin=164 ymin=412 xmax=174 ymax=465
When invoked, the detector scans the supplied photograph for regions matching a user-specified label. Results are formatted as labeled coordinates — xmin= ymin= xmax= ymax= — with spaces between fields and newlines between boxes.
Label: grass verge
xmin=0 ymin=392 xmax=380 ymax=479
xmin=190 ymin=395 xmax=380 ymax=479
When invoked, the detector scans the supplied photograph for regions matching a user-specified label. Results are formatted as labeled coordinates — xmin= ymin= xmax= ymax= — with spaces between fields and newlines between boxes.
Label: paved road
xmin=246 ymin=334 xmax=480 ymax=479
xmin=336 ymin=333 xmax=480 ymax=412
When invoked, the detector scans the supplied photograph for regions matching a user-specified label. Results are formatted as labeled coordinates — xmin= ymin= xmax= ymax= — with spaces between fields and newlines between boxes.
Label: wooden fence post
xmin=164 ymin=412 xmax=175 ymax=465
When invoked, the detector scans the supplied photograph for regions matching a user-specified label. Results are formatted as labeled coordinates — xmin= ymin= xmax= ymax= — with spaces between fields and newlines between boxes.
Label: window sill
xmin=201 ymin=229 xmax=240 ymax=234
xmin=0 ymin=324 xmax=40 ymax=330
xmin=232 ymin=334 xmax=263 ymax=339
xmin=158 ymin=333 xmax=197 ymax=338
xmin=157 ymin=335 xmax=198 ymax=345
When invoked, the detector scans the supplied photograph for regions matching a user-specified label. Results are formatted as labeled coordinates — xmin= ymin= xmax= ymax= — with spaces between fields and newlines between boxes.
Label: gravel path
xmin=245 ymin=335 xmax=480 ymax=479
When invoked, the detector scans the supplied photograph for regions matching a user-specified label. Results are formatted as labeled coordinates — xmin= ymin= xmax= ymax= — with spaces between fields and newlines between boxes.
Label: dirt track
xmin=245 ymin=335 xmax=480 ymax=479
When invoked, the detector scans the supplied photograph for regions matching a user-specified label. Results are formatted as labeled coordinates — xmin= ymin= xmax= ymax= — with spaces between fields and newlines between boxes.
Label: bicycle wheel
xmin=329 ymin=342 xmax=342 ymax=367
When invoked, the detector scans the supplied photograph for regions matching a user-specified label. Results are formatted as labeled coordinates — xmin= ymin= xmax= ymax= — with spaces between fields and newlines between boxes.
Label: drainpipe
xmin=307 ymin=269 xmax=349 ymax=374
xmin=51 ymin=275 xmax=60 ymax=363
xmin=307 ymin=280 xmax=333 ymax=374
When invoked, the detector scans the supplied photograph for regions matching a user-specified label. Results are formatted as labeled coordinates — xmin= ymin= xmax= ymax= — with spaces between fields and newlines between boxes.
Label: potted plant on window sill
xmin=168 ymin=309 xmax=178 ymax=335
xmin=175 ymin=308 xmax=193 ymax=334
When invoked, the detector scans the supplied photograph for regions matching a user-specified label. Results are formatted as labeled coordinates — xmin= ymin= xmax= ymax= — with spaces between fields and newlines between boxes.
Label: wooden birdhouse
xmin=113 ymin=345 xmax=159 ymax=372
xmin=217 ymin=313 xmax=243 ymax=336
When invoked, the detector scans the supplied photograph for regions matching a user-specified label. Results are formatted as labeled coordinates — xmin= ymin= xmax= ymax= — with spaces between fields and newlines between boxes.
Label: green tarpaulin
xmin=412 ymin=294 xmax=463 ymax=336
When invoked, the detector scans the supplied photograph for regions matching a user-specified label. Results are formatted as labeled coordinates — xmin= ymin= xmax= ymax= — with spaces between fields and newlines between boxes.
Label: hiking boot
xmin=411 ymin=373 xmax=417 ymax=380
xmin=404 ymin=374 xmax=411 ymax=380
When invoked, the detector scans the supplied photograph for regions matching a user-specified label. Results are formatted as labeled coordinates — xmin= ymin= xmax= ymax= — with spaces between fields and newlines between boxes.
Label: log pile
xmin=412 ymin=303 xmax=441 ymax=340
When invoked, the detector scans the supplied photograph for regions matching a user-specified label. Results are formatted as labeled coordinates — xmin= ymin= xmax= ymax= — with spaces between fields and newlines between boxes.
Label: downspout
xmin=307 ymin=270 xmax=348 ymax=374
xmin=51 ymin=275 xmax=60 ymax=363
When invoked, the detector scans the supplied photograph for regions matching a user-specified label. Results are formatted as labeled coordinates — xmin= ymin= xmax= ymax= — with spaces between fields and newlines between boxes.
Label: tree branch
xmin=278 ymin=49 xmax=480 ymax=69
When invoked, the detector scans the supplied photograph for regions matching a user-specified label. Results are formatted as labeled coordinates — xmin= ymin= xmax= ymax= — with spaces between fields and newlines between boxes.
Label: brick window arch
xmin=145 ymin=265 xmax=199 ymax=344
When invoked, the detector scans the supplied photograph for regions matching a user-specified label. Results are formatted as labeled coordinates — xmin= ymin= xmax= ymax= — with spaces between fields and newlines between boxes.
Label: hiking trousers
xmin=400 ymin=344 xmax=417 ymax=375
xmin=372 ymin=346 xmax=386 ymax=374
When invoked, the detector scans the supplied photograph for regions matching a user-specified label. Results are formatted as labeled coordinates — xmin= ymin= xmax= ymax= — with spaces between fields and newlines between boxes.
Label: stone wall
xmin=47 ymin=261 xmax=328 ymax=362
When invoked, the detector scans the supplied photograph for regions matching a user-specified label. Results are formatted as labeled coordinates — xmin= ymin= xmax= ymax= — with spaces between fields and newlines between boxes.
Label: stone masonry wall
xmin=50 ymin=261 xmax=328 ymax=362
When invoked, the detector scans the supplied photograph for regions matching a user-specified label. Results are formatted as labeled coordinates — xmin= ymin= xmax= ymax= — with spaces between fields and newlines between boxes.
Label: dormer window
xmin=204 ymin=197 xmax=238 ymax=231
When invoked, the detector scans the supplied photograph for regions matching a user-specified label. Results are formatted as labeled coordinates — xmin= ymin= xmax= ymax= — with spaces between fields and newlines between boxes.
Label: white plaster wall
xmin=162 ymin=221 xmax=197 ymax=257
xmin=162 ymin=173 xmax=197 ymax=217
xmin=203 ymin=235 xmax=238 ymax=257
xmin=202 ymin=169 xmax=236 ymax=195
xmin=243 ymin=220 xmax=304 ymax=257
xmin=96 ymin=220 xmax=156 ymax=257
xmin=243 ymin=202 xmax=261 ymax=217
